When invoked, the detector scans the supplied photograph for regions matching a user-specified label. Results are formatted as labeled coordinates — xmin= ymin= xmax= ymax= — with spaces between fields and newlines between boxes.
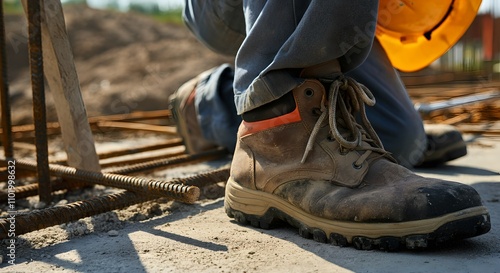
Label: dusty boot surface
xmin=225 ymin=78 xmax=490 ymax=251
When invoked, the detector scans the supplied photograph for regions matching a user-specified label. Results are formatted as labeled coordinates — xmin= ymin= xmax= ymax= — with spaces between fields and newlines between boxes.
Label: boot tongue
xmin=326 ymin=77 xmax=394 ymax=161
xmin=301 ymin=76 xmax=382 ymax=164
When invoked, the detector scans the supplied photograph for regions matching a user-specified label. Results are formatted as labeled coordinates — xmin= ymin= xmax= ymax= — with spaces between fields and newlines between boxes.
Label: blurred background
xmin=4 ymin=0 xmax=500 ymax=80
xmin=2 ymin=0 xmax=499 ymax=128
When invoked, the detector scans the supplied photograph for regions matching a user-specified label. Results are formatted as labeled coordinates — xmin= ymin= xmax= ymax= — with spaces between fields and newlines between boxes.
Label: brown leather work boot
xmin=225 ymin=78 xmax=490 ymax=250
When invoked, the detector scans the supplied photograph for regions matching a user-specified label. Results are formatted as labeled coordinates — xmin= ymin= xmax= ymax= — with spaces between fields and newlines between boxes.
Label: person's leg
xmin=169 ymin=65 xmax=241 ymax=154
xmin=234 ymin=0 xmax=375 ymax=114
xmin=346 ymin=39 xmax=427 ymax=167
xmin=224 ymin=0 xmax=490 ymax=250
xmin=183 ymin=0 xmax=245 ymax=56
xmin=180 ymin=0 xmax=462 ymax=168
xmin=195 ymin=64 xmax=240 ymax=153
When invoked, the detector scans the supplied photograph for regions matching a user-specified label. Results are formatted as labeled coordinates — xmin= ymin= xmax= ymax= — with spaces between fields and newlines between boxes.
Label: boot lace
xmin=301 ymin=76 xmax=390 ymax=164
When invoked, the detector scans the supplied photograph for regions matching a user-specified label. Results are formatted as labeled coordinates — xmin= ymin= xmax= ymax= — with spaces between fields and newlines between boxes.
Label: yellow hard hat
xmin=376 ymin=0 xmax=482 ymax=72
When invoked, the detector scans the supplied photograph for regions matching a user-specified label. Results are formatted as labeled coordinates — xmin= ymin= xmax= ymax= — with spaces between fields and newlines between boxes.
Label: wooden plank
xmin=21 ymin=0 xmax=100 ymax=172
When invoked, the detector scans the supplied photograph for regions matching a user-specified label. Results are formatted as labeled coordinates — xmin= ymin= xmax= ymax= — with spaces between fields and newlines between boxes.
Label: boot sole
xmin=224 ymin=178 xmax=491 ymax=251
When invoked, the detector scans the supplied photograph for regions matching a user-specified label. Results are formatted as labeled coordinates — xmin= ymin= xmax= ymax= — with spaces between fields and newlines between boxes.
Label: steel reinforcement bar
xmin=0 ymin=191 xmax=154 ymax=239
xmin=14 ymin=159 xmax=200 ymax=204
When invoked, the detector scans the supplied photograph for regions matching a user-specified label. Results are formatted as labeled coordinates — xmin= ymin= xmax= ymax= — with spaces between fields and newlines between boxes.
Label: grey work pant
xmin=183 ymin=0 xmax=426 ymax=166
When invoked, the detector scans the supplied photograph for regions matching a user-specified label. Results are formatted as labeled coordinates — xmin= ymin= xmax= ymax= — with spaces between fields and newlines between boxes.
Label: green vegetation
xmin=2 ymin=1 xmax=183 ymax=25
xmin=3 ymin=1 xmax=23 ymax=15
xmin=147 ymin=8 xmax=183 ymax=24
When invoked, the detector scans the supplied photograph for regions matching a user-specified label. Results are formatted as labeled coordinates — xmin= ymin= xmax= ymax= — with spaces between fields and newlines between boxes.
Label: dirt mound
xmin=5 ymin=5 xmax=233 ymax=124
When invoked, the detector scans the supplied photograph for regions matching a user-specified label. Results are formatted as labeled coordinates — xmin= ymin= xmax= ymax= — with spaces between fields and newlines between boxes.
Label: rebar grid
xmin=0 ymin=0 xmax=230 ymax=239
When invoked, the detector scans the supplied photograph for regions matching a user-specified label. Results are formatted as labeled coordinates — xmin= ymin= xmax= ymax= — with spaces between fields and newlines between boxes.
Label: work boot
xmin=169 ymin=69 xmax=220 ymax=154
xmin=225 ymin=77 xmax=490 ymax=250
xmin=416 ymin=124 xmax=468 ymax=167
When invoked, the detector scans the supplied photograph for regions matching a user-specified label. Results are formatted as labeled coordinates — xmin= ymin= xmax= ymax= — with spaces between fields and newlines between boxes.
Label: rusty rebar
xmin=0 ymin=190 xmax=155 ymax=239
xmin=27 ymin=0 xmax=51 ymax=203
xmin=15 ymin=159 xmax=200 ymax=203
xmin=168 ymin=167 xmax=230 ymax=188
xmin=99 ymin=150 xmax=185 ymax=169
xmin=0 ymin=167 xmax=35 ymax=181
xmin=49 ymin=138 xmax=184 ymax=165
xmin=95 ymin=121 xmax=177 ymax=135
xmin=0 ymin=1 xmax=13 ymax=158
xmin=0 ymin=165 xmax=229 ymax=204
xmin=103 ymin=148 xmax=229 ymax=175
xmin=87 ymin=109 xmax=173 ymax=123
xmin=97 ymin=138 xmax=183 ymax=160
xmin=0 ymin=109 xmax=174 ymax=141
xmin=0 ymin=178 xmax=84 ymax=202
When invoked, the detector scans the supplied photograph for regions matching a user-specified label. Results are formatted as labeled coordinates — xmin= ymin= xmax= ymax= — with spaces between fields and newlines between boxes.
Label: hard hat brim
xmin=376 ymin=0 xmax=482 ymax=72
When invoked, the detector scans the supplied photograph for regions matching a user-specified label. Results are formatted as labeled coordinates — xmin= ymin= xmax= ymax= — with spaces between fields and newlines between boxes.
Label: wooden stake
xmin=22 ymin=0 xmax=100 ymax=172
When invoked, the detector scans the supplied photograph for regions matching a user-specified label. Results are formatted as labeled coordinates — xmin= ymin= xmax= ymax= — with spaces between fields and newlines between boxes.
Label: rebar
xmin=0 ymin=109 xmax=174 ymax=141
xmin=0 ymin=178 xmax=84 ymax=202
xmin=97 ymin=138 xmax=183 ymax=160
xmin=27 ymin=0 xmax=51 ymax=203
xmin=0 ymin=191 xmax=155 ymax=239
xmin=103 ymin=148 xmax=229 ymax=175
xmin=0 ymin=1 xmax=13 ymax=158
xmin=15 ymin=159 xmax=200 ymax=203
xmin=0 ymin=165 xmax=229 ymax=204
xmin=87 ymin=109 xmax=172 ymax=123
xmin=99 ymin=150 xmax=185 ymax=169
xmin=95 ymin=121 xmax=177 ymax=135
xmin=168 ymin=167 xmax=230 ymax=188
xmin=415 ymin=90 xmax=500 ymax=115
xmin=48 ymin=138 xmax=184 ymax=166
xmin=0 ymin=167 xmax=35 ymax=181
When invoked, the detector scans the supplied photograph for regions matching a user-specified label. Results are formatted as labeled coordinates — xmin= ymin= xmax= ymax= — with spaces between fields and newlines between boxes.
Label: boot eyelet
xmin=352 ymin=162 xmax=363 ymax=170
xmin=312 ymin=107 xmax=322 ymax=116
xmin=304 ymin=88 xmax=314 ymax=97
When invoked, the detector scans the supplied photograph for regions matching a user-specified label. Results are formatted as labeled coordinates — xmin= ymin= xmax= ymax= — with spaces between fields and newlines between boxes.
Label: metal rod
xmin=27 ymin=0 xmax=51 ymax=203
xmin=415 ymin=90 xmax=500 ymax=115
xmin=95 ymin=121 xmax=177 ymax=135
xmin=0 ymin=167 xmax=230 ymax=204
xmin=0 ymin=122 xmax=61 ymax=141
xmin=0 ymin=0 xmax=13 ymax=158
xmin=15 ymin=159 xmax=200 ymax=203
xmin=48 ymin=138 xmax=184 ymax=165
xmin=0 ymin=191 xmax=155 ymax=239
xmin=97 ymin=138 xmax=183 ymax=160
xmin=0 ymin=109 xmax=174 ymax=141
xmin=0 ymin=166 xmax=229 ymax=204
xmin=0 ymin=178 xmax=83 ymax=202
xmin=99 ymin=150 xmax=185 ymax=168
xmin=168 ymin=167 xmax=230 ymax=188
xmin=103 ymin=148 xmax=229 ymax=175
xmin=87 ymin=109 xmax=173 ymax=123
xmin=0 ymin=167 xmax=34 ymax=181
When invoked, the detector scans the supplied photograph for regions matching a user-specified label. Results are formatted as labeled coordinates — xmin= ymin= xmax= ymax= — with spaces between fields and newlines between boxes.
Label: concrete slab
xmin=2 ymin=136 xmax=500 ymax=273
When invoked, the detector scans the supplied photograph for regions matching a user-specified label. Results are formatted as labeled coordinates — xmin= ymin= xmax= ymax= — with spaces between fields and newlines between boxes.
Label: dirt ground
xmin=5 ymin=4 xmax=232 ymax=125
xmin=1 ymin=5 xmax=499 ymax=273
